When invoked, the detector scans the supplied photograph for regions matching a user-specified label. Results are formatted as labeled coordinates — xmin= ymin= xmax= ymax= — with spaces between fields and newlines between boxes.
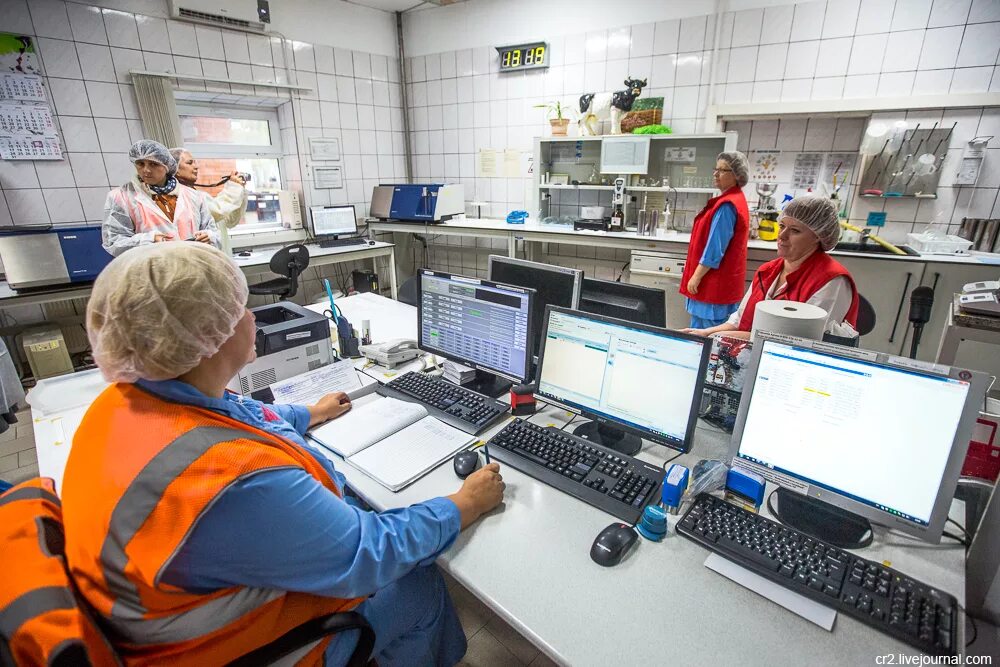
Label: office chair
xmin=248 ymin=244 xmax=310 ymax=300
xmin=398 ymin=275 xmax=419 ymax=306
xmin=856 ymin=294 xmax=876 ymax=337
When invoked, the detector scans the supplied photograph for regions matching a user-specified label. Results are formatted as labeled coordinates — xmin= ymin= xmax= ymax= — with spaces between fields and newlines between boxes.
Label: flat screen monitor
xmin=579 ymin=277 xmax=666 ymax=327
xmin=487 ymin=255 xmax=582 ymax=360
xmin=730 ymin=335 xmax=987 ymax=544
xmin=311 ymin=204 xmax=357 ymax=238
xmin=535 ymin=306 xmax=710 ymax=454
xmin=417 ymin=269 xmax=535 ymax=393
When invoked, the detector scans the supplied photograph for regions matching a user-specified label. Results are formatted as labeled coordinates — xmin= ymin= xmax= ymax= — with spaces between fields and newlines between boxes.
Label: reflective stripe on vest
xmin=0 ymin=586 xmax=77 ymax=638
xmin=0 ymin=485 xmax=60 ymax=508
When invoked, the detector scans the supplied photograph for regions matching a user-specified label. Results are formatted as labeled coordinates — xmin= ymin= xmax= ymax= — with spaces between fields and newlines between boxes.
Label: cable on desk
xmin=661 ymin=451 xmax=683 ymax=472
xmin=941 ymin=530 xmax=968 ymax=547
xmin=946 ymin=517 xmax=969 ymax=542
xmin=559 ymin=414 xmax=577 ymax=431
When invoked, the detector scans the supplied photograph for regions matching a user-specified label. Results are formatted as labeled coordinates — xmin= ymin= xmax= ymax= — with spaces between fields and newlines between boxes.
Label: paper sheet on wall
xmin=477 ymin=149 xmax=498 ymax=176
xmin=750 ymin=150 xmax=780 ymax=182
xmin=0 ymin=33 xmax=41 ymax=75
xmin=0 ymin=73 xmax=45 ymax=102
xmin=791 ymin=152 xmax=823 ymax=189
xmin=0 ymin=135 xmax=62 ymax=160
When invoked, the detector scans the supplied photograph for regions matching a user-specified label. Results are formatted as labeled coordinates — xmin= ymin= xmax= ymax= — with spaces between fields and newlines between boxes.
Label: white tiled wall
xmin=0 ymin=0 xmax=405 ymax=230
xmin=407 ymin=0 xmax=1000 ymax=231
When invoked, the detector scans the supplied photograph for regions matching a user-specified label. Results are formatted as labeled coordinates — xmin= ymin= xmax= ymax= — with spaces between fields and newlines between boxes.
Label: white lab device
xmin=963 ymin=280 xmax=1000 ymax=293
xmin=278 ymin=190 xmax=303 ymax=229
xmin=360 ymin=339 xmax=420 ymax=367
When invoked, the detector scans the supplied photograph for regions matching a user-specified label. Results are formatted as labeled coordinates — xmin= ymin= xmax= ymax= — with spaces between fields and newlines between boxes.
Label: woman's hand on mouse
xmin=448 ymin=463 xmax=505 ymax=529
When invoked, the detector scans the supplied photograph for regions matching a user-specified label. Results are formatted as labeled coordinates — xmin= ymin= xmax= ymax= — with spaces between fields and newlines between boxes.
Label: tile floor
xmin=0 ymin=407 xmax=39 ymax=485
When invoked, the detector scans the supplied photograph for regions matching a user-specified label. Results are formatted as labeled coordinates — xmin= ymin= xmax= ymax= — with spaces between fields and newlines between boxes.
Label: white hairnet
xmin=129 ymin=139 xmax=177 ymax=176
xmin=168 ymin=147 xmax=188 ymax=164
xmin=783 ymin=195 xmax=841 ymax=251
xmin=87 ymin=242 xmax=249 ymax=382
xmin=717 ymin=151 xmax=750 ymax=187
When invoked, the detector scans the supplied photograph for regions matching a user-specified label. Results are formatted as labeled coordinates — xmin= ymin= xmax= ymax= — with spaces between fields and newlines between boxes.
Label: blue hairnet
xmin=129 ymin=139 xmax=177 ymax=176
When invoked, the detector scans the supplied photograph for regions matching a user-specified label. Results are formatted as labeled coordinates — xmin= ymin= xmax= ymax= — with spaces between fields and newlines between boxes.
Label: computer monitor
xmin=310 ymin=204 xmax=358 ymax=239
xmin=730 ymin=335 xmax=988 ymax=546
xmin=579 ymin=277 xmax=666 ymax=327
xmin=487 ymin=256 xmax=582 ymax=361
xmin=535 ymin=306 xmax=710 ymax=455
xmin=417 ymin=269 xmax=535 ymax=397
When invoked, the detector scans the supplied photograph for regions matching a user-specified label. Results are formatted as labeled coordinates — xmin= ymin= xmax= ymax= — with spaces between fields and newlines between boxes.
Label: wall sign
xmin=496 ymin=42 xmax=549 ymax=72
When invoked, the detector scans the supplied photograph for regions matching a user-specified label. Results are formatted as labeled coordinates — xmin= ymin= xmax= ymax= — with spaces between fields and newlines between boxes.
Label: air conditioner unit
xmin=169 ymin=0 xmax=270 ymax=34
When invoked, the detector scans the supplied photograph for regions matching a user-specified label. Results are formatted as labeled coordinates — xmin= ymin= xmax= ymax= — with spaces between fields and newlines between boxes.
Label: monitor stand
xmin=458 ymin=370 xmax=512 ymax=399
xmin=572 ymin=421 xmax=641 ymax=456
xmin=772 ymin=489 xmax=873 ymax=549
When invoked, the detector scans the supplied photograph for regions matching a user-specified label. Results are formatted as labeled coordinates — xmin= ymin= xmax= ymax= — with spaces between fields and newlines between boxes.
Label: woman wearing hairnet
xmin=683 ymin=195 xmax=858 ymax=340
xmin=61 ymin=243 xmax=503 ymax=664
xmin=679 ymin=151 xmax=751 ymax=328
xmin=101 ymin=140 xmax=220 ymax=256
xmin=170 ymin=147 xmax=248 ymax=253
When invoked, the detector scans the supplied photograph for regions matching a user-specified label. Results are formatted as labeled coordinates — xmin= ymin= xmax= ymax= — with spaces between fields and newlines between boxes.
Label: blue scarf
xmin=147 ymin=176 xmax=177 ymax=195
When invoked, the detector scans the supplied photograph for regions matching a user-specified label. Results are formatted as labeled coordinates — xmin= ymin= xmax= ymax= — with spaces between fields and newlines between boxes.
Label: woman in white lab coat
xmin=170 ymin=147 xmax=249 ymax=252
xmin=102 ymin=140 xmax=219 ymax=256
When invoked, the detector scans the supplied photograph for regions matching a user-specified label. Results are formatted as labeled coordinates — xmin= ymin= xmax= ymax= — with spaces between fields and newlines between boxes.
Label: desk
xmin=0 ymin=241 xmax=398 ymax=308
xmin=30 ymin=293 xmax=967 ymax=666
xmin=936 ymin=294 xmax=1000 ymax=365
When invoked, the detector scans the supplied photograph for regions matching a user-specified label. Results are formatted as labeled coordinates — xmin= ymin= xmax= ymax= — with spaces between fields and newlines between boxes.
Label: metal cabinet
xmin=834 ymin=256 xmax=920 ymax=355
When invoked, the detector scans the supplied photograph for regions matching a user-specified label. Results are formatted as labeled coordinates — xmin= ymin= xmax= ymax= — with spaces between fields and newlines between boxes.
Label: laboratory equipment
xmin=579 ymin=277 xmax=667 ymax=327
xmin=0 ymin=226 xmax=112 ymax=290
xmin=369 ymin=184 xmax=465 ymax=223
xmin=23 ymin=328 xmax=74 ymax=379
xmin=610 ymin=177 xmax=626 ymax=231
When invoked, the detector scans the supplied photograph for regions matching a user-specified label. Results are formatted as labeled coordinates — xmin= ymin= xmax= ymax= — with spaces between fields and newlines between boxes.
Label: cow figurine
xmin=578 ymin=78 xmax=648 ymax=136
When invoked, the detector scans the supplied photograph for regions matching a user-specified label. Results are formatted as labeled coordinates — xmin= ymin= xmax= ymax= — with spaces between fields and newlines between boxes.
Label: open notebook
xmin=308 ymin=395 xmax=475 ymax=491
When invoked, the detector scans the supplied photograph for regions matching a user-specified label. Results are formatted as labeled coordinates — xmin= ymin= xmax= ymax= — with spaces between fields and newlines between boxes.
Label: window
xmin=176 ymin=103 xmax=284 ymax=231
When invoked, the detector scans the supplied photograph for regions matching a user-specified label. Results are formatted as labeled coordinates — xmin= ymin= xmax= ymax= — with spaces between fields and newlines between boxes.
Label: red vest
xmin=680 ymin=186 xmax=750 ymax=304
xmin=738 ymin=251 xmax=859 ymax=332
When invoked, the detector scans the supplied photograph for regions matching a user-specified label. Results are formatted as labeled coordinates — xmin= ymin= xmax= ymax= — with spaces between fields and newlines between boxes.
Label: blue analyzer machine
xmin=369 ymin=184 xmax=465 ymax=223
xmin=0 ymin=226 xmax=113 ymax=290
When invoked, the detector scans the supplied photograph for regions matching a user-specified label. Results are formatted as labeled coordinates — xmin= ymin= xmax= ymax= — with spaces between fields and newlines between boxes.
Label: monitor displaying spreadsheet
xmin=417 ymin=269 xmax=534 ymax=383
xmin=310 ymin=205 xmax=357 ymax=238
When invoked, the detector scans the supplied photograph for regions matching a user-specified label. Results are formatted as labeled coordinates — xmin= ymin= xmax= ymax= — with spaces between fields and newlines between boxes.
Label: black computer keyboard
xmin=377 ymin=372 xmax=508 ymax=435
xmin=487 ymin=419 xmax=663 ymax=524
xmin=319 ymin=237 xmax=368 ymax=248
xmin=677 ymin=493 xmax=958 ymax=656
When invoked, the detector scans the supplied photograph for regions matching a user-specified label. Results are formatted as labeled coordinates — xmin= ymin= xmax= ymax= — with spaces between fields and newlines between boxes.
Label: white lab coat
xmin=191 ymin=181 xmax=248 ymax=253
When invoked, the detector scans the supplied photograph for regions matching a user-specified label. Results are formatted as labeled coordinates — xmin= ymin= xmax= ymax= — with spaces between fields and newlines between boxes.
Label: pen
xmin=323 ymin=278 xmax=337 ymax=315
xmin=482 ymin=439 xmax=491 ymax=464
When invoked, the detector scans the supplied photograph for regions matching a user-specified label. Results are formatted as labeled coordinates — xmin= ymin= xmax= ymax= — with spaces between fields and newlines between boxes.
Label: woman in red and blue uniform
xmin=684 ymin=195 xmax=858 ymax=340
xmin=679 ymin=151 xmax=751 ymax=328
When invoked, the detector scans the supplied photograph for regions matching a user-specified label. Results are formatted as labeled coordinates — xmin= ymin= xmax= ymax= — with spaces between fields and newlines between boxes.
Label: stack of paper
xmin=308 ymin=395 xmax=475 ymax=491
xmin=443 ymin=360 xmax=476 ymax=385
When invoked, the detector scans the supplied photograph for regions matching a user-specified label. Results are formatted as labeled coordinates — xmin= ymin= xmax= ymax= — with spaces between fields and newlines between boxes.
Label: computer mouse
xmin=368 ymin=240 xmax=376 ymax=245
xmin=453 ymin=450 xmax=481 ymax=479
xmin=237 ymin=250 xmax=252 ymax=257
xmin=590 ymin=523 xmax=638 ymax=567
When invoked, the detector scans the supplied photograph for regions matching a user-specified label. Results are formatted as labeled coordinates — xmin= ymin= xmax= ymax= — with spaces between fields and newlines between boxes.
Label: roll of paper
xmin=751 ymin=300 xmax=828 ymax=341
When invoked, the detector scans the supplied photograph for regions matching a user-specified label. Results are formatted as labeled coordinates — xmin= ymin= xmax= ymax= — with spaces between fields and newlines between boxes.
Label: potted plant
xmin=534 ymin=101 xmax=571 ymax=136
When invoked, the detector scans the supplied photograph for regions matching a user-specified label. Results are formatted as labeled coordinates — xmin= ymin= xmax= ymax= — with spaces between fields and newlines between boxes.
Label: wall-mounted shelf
xmin=539 ymin=184 xmax=614 ymax=190
xmin=860 ymin=194 xmax=938 ymax=199
xmin=629 ymin=186 xmax=718 ymax=194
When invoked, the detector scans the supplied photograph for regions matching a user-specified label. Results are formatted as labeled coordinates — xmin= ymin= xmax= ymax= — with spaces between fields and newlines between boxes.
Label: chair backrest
xmin=856 ymin=293 xmax=876 ymax=337
xmin=0 ymin=479 xmax=119 ymax=667
xmin=268 ymin=244 xmax=311 ymax=279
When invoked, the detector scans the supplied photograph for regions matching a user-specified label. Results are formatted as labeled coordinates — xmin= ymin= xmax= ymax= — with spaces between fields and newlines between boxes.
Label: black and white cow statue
xmin=577 ymin=77 xmax=648 ymax=136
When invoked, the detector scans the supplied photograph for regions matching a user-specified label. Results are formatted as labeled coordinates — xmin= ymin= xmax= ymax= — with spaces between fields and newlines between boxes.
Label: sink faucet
xmin=859 ymin=227 xmax=873 ymax=247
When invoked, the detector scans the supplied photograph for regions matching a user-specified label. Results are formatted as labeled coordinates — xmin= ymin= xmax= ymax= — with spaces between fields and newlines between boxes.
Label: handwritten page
xmin=309 ymin=396 xmax=427 ymax=457
xmin=348 ymin=416 xmax=474 ymax=491
xmin=270 ymin=359 xmax=363 ymax=404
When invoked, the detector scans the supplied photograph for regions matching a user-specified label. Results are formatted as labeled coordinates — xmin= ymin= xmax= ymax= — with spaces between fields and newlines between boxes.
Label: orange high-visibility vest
xmin=0 ymin=478 xmax=119 ymax=666
xmin=61 ymin=383 xmax=365 ymax=666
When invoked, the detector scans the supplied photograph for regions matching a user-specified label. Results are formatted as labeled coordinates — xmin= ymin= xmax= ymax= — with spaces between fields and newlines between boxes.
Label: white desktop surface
xmin=232 ymin=240 xmax=393 ymax=270
xmin=28 ymin=294 xmax=967 ymax=666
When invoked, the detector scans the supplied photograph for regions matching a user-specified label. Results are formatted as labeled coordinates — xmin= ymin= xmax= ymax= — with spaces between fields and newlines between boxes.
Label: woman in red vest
xmin=683 ymin=195 xmax=858 ymax=340
xmin=680 ymin=151 xmax=751 ymax=328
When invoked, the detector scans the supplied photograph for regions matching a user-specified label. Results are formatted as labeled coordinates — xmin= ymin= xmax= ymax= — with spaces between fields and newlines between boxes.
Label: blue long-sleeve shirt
xmin=134 ymin=379 xmax=461 ymax=599
xmin=686 ymin=202 xmax=740 ymax=323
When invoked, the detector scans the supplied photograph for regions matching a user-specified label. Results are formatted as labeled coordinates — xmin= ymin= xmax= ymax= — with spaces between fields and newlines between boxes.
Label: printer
xmin=0 ymin=226 xmax=113 ymax=290
xmin=369 ymin=183 xmax=464 ymax=223
xmin=229 ymin=301 xmax=334 ymax=394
